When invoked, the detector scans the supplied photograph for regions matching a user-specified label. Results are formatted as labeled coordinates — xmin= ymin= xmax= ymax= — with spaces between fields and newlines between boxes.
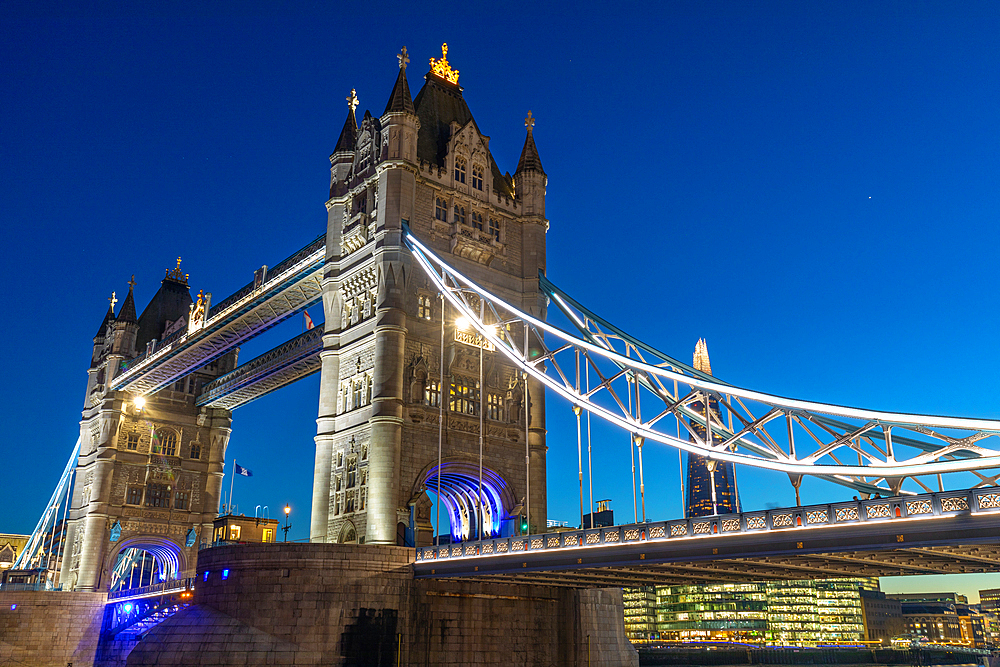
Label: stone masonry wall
xmin=126 ymin=543 xmax=637 ymax=666
xmin=0 ymin=589 xmax=107 ymax=667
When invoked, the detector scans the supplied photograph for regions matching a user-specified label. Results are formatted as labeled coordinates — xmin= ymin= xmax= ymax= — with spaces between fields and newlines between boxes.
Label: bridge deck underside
xmin=416 ymin=513 xmax=1000 ymax=588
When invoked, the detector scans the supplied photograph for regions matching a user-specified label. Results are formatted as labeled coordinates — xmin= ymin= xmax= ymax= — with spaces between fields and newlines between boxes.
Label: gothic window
xmin=454 ymin=158 xmax=466 ymax=184
xmin=418 ymin=295 xmax=432 ymax=320
xmin=337 ymin=451 xmax=344 ymax=468
xmin=359 ymin=488 xmax=367 ymax=511
xmin=334 ymin=494 xmax=340 ymax=515
xmin=174 ymin=491 xmax=189 ymax=511
xmin=450 ymin=377 xmax=480 ymax=415
xmin=190 ymin=442 xmax=201 ymax=460
xmin=489 ymin=217 xmax=501 ymax=242
xmin=145 ymin=483 xmax=170 ymax=508
xmin=341 ymin=382 xmax=350 ymax=413
xmin=487 ymin=393 xmax=503 ymax=421
xmin=125 ymin=486 xmax=143 ymax=505
xmin=472 ymin=165 xmax=484 ymax=190
xmin=435 ymin=197 xmax=447 ymax=221
xmin=366 ymin=375 xmax=373 ymax=405
xmin=454 ymin=204 xmax=466 ymax=226
xmin=424 ymin=378 xmax=441 ymax=407
xmin=153 ymin=429 xmax=178 ymax=456
xmin=471 ymin=211 xmax=484 ymax=231
xmin=347 ymin=457 xmax=358 ymax=488
xmin=335 ymin=474 xmax=342 ymax=492
xmin=361 ymin=445 xmax=368 ymax=461
xmin=126 ymin=433 xmax=140 ymax=451
xmin=356 ymin=193 xmax=367 ymax=214
xmin=353 ymin=379 xmax=363 ymax=409
xmin=345 ymin=491 xmax=355 ymax=514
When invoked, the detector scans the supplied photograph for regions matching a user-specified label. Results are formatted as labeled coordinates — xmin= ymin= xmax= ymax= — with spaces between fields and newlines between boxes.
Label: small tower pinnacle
xmin=117 ymin=276 xmax=138 ymax=323
xmin=515 ymin=110 xmax=545 ymax=175
xmin=334 ymin=89 xmax=360 ymax=154
xmin=693 ymin=338 xmax=712 ymax=376
xmin=384 ymin=48 xmax=415 ymax=115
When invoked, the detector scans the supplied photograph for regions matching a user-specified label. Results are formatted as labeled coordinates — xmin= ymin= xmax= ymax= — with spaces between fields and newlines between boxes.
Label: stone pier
xmin=125 ymin=542 xmax=638 ymax=666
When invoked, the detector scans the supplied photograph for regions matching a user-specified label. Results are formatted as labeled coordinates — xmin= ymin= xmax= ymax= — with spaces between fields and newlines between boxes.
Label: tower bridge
xmin=5 ymin=43 xmax=1000 ymax=667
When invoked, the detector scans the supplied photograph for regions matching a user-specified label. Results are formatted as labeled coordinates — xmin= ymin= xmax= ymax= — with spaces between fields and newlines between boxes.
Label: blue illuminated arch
xmin=105 ymin=536 xmax=185 ymax=591
xmin=423 ymin=462 xmax=516 ymax=542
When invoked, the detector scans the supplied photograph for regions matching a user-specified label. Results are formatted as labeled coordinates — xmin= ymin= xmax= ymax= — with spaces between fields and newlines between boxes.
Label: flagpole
xmin=228 ymin=459 xmax=235 ymax=515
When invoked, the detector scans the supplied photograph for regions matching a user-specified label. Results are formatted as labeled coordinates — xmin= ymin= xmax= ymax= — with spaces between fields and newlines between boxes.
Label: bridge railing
xmin=107 ymin=577 xmax=195 ymax=601
xmin=415 ymin=487 xmax=994 ymax=563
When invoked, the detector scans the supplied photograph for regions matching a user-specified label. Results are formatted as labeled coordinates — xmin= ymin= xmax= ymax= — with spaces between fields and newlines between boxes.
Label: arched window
xmin=489 ymin=217 xmax=501 ymax=242
xmin=471 ymin=165 xmax=484 ymax=190
xmin=454 ymin=204 xmax=466 ymax=226
xmin=153 ymin=429 xmax=178 ymax=456
xmin=435 ymin=197 xmax=447 ymax=221
xmin=353 ymin=380 xmax=363 ymax=409
xmin=454 ymin=158 xmax=466 ymax=184
xmin=471 ymin=211 xmax=484 ymax=231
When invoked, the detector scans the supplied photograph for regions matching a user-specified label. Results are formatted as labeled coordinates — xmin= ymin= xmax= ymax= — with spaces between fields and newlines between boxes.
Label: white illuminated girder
xmin=405 ymin=231 xmax=1000 ymax=490
xmin=110 ymin=241 xmax=324 ymax=397
xmin=197 ymin=327 xmax=323 ymax=410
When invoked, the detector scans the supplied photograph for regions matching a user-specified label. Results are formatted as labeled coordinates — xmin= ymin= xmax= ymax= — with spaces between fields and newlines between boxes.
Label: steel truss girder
xmin=196 ymin=327 xmax=324 ymax=410
xmin=110 ymin=235 xmax=325 ymax=397
xmin=404 ymin=230 xmax=1000 ymax=486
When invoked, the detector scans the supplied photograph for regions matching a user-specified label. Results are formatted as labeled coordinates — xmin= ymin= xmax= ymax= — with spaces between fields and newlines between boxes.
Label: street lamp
xmin=282 ymin=504 xmax=291 ymax=543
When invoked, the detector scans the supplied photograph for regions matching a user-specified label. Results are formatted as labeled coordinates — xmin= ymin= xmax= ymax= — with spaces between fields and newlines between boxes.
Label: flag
xmin=234 ymin=462 xmax=253 ymax=477
xmin=303 ymin=310 xmax=314 ymax=330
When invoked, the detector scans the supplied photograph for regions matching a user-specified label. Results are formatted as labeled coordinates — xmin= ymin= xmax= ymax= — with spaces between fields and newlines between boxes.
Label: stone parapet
xmin=0 ymin=589 xmax=107 ymax=667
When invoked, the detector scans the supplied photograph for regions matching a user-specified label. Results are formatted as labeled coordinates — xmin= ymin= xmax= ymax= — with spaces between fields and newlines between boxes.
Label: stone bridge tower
xmin=61 ymin=266 xmax=236 ymax=591
xmin=312 ymin=45 xmax=548 ymax=546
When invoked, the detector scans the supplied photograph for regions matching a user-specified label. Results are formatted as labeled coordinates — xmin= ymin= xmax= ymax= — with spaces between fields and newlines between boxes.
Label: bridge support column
xmin=311 ymin=342 xmax=340 ymax=542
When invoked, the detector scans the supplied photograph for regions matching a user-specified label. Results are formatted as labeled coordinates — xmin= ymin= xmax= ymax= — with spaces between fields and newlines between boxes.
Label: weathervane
xmin=397 ymin=46 xmax=409 ymax=71
xmin=346 ymin=89 xmax=359 ymax=113
xmin=429 ymin=43 xmax=459 ymax=84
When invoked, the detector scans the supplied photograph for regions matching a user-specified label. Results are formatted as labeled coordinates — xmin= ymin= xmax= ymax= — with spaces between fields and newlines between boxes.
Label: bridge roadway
xmin=414 ymin=487 xmax=1000 ymax=587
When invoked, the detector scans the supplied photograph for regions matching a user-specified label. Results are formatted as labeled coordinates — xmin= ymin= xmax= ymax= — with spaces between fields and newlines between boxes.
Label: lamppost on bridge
xmin=283 ymin=504 xmax=291 ymax=543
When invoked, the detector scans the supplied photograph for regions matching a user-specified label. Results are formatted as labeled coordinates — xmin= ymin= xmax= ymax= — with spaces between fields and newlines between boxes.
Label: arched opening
xmin=423 ymin=462 xmax=517 ymax=543
xmin=106 ymin=538 xmax=184 ymax=592
xmin=338 ymin=522 xmax=358 ymax=544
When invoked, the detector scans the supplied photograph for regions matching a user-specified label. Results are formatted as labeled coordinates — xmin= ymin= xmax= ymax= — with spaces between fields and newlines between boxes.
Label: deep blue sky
xmin=2 ymin=2 xmax=998 ymax=598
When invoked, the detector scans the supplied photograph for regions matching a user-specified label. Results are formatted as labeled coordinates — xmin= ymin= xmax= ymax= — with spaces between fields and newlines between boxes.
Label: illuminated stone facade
xmin=312 ymin=46 xmax=548 ymax=545
xmin=62 ymin=271 xmax=235 ymax=591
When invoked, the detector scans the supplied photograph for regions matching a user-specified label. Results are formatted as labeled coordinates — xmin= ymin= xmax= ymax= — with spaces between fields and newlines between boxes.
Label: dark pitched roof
xmin=333 ymin=108 xmax=358 ymax=154
xmin=95 ymin=305 xmax=115 ymax=338
xmin=117 ymin=285 xmax=137 ymax=324
xmin=515 ymin=128 xmax=545 ymax=175
xmin=136 ymin=278 xmax=193 ymax=351
xmin=383 ymin=67 xmax=415 ymax=115
xmin=413 ymin=73 xmax=515 ymax=199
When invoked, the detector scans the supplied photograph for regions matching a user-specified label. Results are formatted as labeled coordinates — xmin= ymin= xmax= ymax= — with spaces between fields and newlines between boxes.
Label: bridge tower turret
xmin=313 ymin=44 xmax=549 ymax=546
xmin=62 ymin=267 xmax=236 ymax=592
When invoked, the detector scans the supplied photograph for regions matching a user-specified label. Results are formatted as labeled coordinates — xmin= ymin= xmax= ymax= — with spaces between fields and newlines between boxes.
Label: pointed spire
xmin=693 ymin=338 xmax=712 ymax=376
xmin=117 ymin=275 xmax=138 ymax=324
xmin=96 ymin=296 xmax=116 ymax=338
xmin=384 ymin=47 xmax=415 ymax=115
xmin=334 ymin=89 xmax=359 ymax=154
xmin=515 ymin=111 xmax=545 ymax=175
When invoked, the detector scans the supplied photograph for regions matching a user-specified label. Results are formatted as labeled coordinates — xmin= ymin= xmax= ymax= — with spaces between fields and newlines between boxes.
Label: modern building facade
xmin=685 ymin=339 xmax=738 ymax=517
xmin=625 ymin=578 xmax=884 ymax=646
xmin=312 ymin=44 xmax=549 ymax=546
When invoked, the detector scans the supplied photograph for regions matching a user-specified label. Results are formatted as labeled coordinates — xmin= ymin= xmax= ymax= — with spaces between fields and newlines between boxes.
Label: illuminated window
xmin=189 ymin=442 xmax=201 ymax=459
xmin=471 ymin=211 xmax=484 ymax=231
xmin=454 ymin=204 xmax=466 ymax=225
xmin=174 ymin=491 xmax=189 ymax=511
xmin=126 ymin=433 xmax=140 ymax=451
xmin=472 ymin=165 xmax=484 ymax=190
xmin=418 ymin=295 xmax=432 ymax=320
xmin=145 ymin=483 xmax=170 ymax=508
xmin=435 ymin=197 xmax=447 ymax=221
xmin=488 ymin=217 xmax=500 ymax=242
xmin=262 ymin=528 xmax=273 ymax=542
xmin=450 ymin=377 xmax=480 ymax=415
xmin=229 ymin=525 xmax=241 ymax=541
xmin=454 ymin=158 xmax=466 ymax=184
xmin=487 ymin=393 xmax=502 ymax=420
xmin=424 ymin=379 xmax=441 ymax=407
